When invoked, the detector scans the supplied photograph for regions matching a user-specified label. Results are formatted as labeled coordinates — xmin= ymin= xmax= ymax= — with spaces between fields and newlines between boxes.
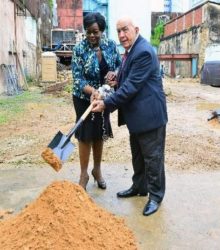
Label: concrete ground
xmin=0 ymin=164 xmax=220 ymax=250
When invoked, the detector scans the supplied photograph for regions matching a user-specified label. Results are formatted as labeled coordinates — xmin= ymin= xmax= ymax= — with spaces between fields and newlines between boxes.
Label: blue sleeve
xmin=104 ymin=51 xmax=152 ymax=110
xmin=72 ymin=45 xmax=89 ymax=91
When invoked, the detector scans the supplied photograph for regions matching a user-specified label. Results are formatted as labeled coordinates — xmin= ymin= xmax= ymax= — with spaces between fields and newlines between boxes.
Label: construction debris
xmin=1 ymin=64 xmax=22 ymax=96
xmin=207 ymin=109 xmax=220 ymax=123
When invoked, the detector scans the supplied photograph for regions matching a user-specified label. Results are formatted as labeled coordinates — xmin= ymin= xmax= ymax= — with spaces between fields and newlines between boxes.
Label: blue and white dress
xmin=72 ymin=37 xmax=121 ymax=142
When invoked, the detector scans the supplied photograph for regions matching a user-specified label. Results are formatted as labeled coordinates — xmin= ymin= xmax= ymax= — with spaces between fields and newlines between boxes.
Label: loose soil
xmin=0 ymin=181 xmax=137 ymax=250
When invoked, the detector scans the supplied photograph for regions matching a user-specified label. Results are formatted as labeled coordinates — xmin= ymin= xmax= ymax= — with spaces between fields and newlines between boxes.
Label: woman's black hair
xmin=83 ymin=12 xmax=106 ymax=32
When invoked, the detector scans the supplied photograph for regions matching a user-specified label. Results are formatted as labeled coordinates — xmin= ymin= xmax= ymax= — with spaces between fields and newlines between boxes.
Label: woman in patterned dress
xmin=72 ymin=12 xmax=121 ymax=190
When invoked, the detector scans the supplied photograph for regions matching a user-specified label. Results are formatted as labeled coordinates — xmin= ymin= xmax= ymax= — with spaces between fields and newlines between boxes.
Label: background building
xmin=0 ymin=0 xmax=52 ymax=95
xmin=158 ymin=1 xmax=220 ymax=78
xmin=83 ymin=0 xmax=108 ymax=34
xmin=53 ymin=0 xmax=83 ymax=30
xmin=108 ymin=0 xmax=164 ymax=52
xmin=191 ymin=0 xmax=220 ymax=8
xmin=164 ymin=0 xmax=190 ymax=12
xmin=82 ymin=0 xmax=165 ymax=51
xmin=164 ymin=0 xmax=172 ymax=12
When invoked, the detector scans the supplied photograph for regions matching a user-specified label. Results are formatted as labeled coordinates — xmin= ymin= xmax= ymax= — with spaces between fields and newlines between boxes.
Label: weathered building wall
xmin=160 ymin=27 xmax=203 ymax=55
xmin=25 ymin=0 xmax=52 ymax=46
xmin=159 ymin=27 xmax=204 ymax=77
xmin=0 ymin=0 xmax=26 ymax=93
xmin=25 ymin=0 xmax=40 ymax=18
xmin=0 ymin=0 xmax=13 ymax=93
xmin=39 ymin=2 xmax=53 ymax=46
xmin=159 ymin=2 xmax=220 ymax=77
xmin=24 ymin=16 xmax=37 ymax=78
xmin=0 ymin=0 xmax=37 ymax=94
xmin=56 ymin=0 xmax=83 ymax=31
xmin=206 ymin=3 xmax=220 ymax=43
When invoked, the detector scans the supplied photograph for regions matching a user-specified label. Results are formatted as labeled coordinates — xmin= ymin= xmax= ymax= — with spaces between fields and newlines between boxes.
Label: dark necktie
xmin=117 ymin=50 xmax=128 ymax=81
xmin=121 ymin=50 xmax=128 ymax=68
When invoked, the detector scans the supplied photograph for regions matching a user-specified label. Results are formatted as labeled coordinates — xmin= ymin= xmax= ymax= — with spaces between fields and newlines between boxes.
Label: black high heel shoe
xmin=91 ymin=170 xmax=106 ymax=189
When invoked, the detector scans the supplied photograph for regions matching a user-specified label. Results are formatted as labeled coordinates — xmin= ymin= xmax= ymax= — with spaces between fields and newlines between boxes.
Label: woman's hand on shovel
xmin=90 ymin=89 xmax=102 ymax=103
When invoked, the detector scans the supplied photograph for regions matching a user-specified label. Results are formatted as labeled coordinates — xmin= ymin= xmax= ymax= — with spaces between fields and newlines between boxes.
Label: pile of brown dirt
xmin=0 ymin=209 xmax=14 ymax=220
xmin=0 ymin=181 xmax=137 ymax=250
xmin=208 ymin=118 xmax=220 ymax=128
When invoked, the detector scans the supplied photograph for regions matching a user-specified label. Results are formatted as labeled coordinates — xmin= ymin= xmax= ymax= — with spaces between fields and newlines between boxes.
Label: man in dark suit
xmin=91 ymin=17 xmax=168 ymax=216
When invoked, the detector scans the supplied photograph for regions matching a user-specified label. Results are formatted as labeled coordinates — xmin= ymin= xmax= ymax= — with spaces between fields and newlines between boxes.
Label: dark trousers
xmin=130 ymin=125 xmax=166 ymax=203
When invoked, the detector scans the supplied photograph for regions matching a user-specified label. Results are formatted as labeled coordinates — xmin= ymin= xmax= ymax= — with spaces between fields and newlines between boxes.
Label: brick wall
xmin=164 ymin=6 xmax=203 ymax=37
xmin=185 ymin=12 xmax=193 ymax=29
xmin=57 ymin=0 xmax=83 ymax=31
xmin=176 ymin=17 xmax=183 ymax=32
xmin=165 ymin=21 xmax=176 ymax=37
xmin=194 ymin=8 xmax=203 ymax=26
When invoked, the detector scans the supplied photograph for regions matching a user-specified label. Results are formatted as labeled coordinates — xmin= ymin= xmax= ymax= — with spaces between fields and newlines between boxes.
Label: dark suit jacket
xmin=104 ymin=35 xmax=168 ymax=134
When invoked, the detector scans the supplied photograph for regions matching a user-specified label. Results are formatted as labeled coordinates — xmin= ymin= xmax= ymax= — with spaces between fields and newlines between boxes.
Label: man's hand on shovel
xmin=90 ymin=89 xmax=105 ymax=113
xmin=91 ymin=84 xmax=115 ymax=112
xmin=91 ymin=100 xmax=105 ymax=113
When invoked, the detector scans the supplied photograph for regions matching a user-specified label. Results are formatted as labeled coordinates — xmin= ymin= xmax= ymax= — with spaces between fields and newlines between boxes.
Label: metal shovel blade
xmin=48 ymin=131 xmax=75 ymax=161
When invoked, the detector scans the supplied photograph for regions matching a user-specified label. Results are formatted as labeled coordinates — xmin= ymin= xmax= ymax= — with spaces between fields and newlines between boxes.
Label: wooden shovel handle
xmin=66 ymin=102 xmax=94 ymax=140
xmin=81 ymin=103 xmax=93 ymax=121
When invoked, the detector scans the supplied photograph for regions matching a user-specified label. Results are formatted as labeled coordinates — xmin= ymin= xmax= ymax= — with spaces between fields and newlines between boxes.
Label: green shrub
xmin=150 ymin=20 xmax=164 ymax=47
xmin=48 ymin=0 xmax=53 ymax=12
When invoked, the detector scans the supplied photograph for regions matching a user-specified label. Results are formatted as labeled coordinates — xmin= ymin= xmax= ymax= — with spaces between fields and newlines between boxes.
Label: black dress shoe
xmin=117 ymin=187 xmax=147 ymax=198
xmin=143 ymin=200 xmax=160 ymax=216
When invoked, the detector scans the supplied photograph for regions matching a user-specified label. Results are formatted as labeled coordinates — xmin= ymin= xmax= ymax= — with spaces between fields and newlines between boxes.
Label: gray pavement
xmin=0 ymin=164 xmax=220 ymax=250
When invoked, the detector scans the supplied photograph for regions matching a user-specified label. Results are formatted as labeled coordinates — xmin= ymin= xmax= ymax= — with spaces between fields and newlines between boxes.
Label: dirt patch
xmin=0 ymin=79 xmax=220 ymax=171
xmin=164 ymin=79 xmax=220 ymax=171
xmin=0 ymin=181 xmax=137 ymax=250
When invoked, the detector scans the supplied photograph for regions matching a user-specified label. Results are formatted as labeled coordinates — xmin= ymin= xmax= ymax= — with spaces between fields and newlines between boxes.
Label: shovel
xmin=41 ymin=103 xmax=93 ymax=171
